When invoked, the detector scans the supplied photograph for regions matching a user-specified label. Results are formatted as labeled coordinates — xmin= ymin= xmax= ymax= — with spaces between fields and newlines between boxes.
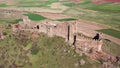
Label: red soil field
xmin=71 ymin=0 xmax=81 ymax=4
xmin=92 ymin=0 xmax=120 ymax=4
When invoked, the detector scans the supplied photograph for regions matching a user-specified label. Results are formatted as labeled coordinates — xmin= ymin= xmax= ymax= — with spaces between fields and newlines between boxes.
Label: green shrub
xmin=57 ymin=18 xmax=77 ymax=21
xmin=31 ymin=45 xmax=40 ymax=55
xmin=3 ymin=32 xmax=7 ymax=35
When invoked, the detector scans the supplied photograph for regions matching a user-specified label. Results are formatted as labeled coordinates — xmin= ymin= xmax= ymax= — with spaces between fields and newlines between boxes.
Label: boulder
xmin=79 ymin=59 xmax=86 ymax=65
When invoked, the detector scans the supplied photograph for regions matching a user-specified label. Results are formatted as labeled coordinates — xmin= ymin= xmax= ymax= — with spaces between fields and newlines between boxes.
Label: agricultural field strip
xmin=0 ymin=7 xmax=65 ymax=13
xmin=64 ymin=7 xmax=120 ymax=30
xmin=35 ymin=12 xmax=70 ymax=19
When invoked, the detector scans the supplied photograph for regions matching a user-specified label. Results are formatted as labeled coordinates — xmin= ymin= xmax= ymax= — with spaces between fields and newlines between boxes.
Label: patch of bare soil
xmin=49 ymin=2 xmax=69 ymax=11
xmin=77 ymin=20 xmax=107 ymax=31
xmin=0 ymin=0 xmax=19 ymax=5
xmin=71 ymin=0 xmax=81 ymax=4
xmin=36 ymin=12 xmax=70 ymax=19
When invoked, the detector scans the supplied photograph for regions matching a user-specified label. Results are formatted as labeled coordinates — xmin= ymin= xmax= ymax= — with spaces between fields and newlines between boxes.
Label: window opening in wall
xmin=37 ymin=25 xmax=39 ymax=29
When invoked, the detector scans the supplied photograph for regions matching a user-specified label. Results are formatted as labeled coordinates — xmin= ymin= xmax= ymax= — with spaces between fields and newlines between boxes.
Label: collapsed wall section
xmin=75 ymin=36 xmax=103 ymax=55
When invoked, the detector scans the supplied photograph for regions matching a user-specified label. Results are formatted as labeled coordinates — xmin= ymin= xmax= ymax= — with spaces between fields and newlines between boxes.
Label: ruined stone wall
xmin=75 ymin=36 xmax=103 ymax=54
xmin=13 ymin=16 xmax=103 ymax=53
xmin=0 ymin=32 xmax=2 ymax=39
xmin=0 ymin=32 xmax=6 ymax=40
xmin=19 ymin=16 xmax=77 ymax=42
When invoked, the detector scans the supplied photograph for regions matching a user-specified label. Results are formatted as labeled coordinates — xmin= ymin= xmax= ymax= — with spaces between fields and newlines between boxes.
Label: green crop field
xmin=63 ymin=1 xmax=120 ymax=12
xmin=0 ymin=4 xmax=9 ymax=7
xmin=0 ymin=0 xmax=59 ymax=7
xmin=63 ymin=1 xmax=120 ymax=30
xmin=64 ymin=8 xmax=120 ymax=30
xmin=97 ymin=29 xmax=120 ymax=39
xmin=17 ymin=0 xmax=58 ymax=7
xmin=57 ymin=18 xmax=77 ymax=21
xmin=24 ymin=13 xmax=47 ymax=21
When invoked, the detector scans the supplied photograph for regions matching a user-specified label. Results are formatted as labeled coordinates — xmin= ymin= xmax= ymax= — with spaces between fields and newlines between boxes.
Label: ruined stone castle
xmin=12 ymin=16 xmax=103 ymax=59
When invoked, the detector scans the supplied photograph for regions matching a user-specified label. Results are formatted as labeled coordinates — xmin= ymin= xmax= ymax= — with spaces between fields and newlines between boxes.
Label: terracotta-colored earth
xmin=71 ymin=0 xmax=81 ymax=4
xmin=0 ymin=0 xmax=19 ymax=5
xmin=32 ymin=33 xmax=39 ymax=38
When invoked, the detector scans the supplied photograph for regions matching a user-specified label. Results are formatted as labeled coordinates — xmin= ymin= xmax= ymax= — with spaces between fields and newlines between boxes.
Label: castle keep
xmin=12 ymin=16 xmax=103 ymax=59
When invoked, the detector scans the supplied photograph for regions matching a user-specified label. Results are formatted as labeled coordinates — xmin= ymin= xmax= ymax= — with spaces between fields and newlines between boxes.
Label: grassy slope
xmin=0 ymin=29 xmax=101 ymax=68
xmin=0 ymin=27 xmax=120 ymax=68
xmin=102 ymin=40 xmax=120 ymax=56
xmin=0 ymin=4 xmax=9 ymax=7
xmin=0 ymin=19 xmax=23 ymax=24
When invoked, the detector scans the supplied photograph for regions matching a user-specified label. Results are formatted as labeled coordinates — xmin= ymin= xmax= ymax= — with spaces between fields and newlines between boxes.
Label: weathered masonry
xmin=12 ymin=16 xmax=103 ymax=58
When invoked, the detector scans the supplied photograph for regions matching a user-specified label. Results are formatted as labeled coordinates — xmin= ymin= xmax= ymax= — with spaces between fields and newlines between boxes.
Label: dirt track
xmin=77 ymin=20 xmax=120 ymax=45
xmin=36 ymin=12 xmax=70 ymax=19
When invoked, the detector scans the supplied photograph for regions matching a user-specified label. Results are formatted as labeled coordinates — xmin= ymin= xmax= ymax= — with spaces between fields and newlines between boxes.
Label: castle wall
xmin=76 ymin=37 xmax=103 ymax=54
xmin=13 ymin=16 xmax=103 ymax=53
xmin=22 ymin=19 xmax=76 ymax=42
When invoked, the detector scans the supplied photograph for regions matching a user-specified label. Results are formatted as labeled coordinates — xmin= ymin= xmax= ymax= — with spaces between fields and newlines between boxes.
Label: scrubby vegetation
xmin=102 ymin=39 xmax=120 ymax=56
xmin=0 ymin=0 xmax=120 ymax=67
xmin=0 ymin=28 xmax=101 ymax=68
xmin=0 ymin=4 xmax=8 ymax=7
xmin=0 ymin=19 xmax=23 ymax=24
